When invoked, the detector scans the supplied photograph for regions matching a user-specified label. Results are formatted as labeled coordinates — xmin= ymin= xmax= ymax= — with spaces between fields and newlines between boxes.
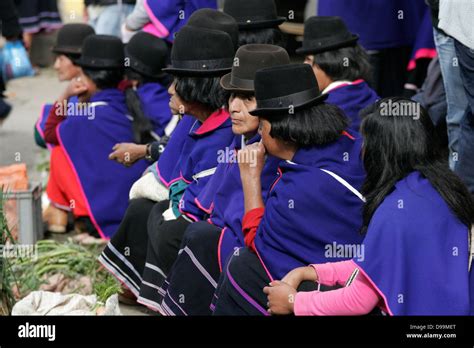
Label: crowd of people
xmin=2 ymin=0 xmax=474 ymax=316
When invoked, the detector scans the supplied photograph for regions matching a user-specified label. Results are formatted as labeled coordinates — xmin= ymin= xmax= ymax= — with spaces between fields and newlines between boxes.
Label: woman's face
xmin=228 ymin=93 xmax=259 ymax=137
xmin=54 ymin=55 xmax=81 ymax=81
xmin=168 ymin=80 xmax=189 ymax=115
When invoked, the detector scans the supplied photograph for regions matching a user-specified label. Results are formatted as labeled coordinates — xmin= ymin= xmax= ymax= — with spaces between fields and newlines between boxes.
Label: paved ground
xmin=1 ymin=69 xmax=153 ymax=315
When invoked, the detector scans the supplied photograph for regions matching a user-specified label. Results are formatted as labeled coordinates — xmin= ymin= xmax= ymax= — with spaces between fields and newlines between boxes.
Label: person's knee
xmin=227 ymin=248 xmax=259 ymax=277
xmin=182 ymin=221 xmax=219 ymax=247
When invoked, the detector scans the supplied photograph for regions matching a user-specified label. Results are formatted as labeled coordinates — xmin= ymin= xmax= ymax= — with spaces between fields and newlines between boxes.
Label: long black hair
xmin=238 ymin=27 xmax=285 ymax=47
xmin=313 ymin=44 xmax=372 ymax=83
xmin=264 ymin=102 xmax=349 ymax=147
xmin=82 ymin=68 xmax=124 ymax=90
xmin=360 ymin=97 xmax=474 ymax=234
xmin=175 ymin=75 xmax=228 ymax=111
xmin=124 ymin=68 xmax=173 ymax=144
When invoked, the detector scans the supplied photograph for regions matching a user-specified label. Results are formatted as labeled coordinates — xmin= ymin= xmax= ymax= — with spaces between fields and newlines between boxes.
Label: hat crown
xmin=254 ymin=63 xmax=319 ymax=102
xmin=126 ymin=32 xmax=168 ymax=75
xmin=304 ymin=16 xmax=352 ymax=42
xmin=54 ymin=23 xmax=95 ymax=54
xmin=79 ymin=35 xmax=125 ymax=69
xmin=171 ymin=26 xmax=234 ymax=63
xmin=187 ymin=8 xmax=239 ymax=49
xmin=232 ymin=44 xmax=290 ymax=80
xmin=223 ymin=0 xmax=285 ymax=28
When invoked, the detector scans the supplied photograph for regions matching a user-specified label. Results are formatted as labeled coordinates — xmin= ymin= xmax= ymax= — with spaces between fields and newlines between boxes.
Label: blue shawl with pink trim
xmin=254 ymin=130 xmax=366 ymax=280
xmin=407 ymin=8 xmax=436 ymax=71
xmin=57 ymin=89 xmax=149 ymax=239
xmin=178 ymin=109 xmax=235 ymax=221
xmin=318 ymin=0 xmax=429 ymax=50
xmin=325 ymin=80 xmax=379 ymax=132
xmin=136 ymin=82 xmax=173 ymax=137
xmin=143 ymin=0 xmax=217 ymax=42
xmin=354 ymin=171 xmax=472 ymax=315
xmin=194 ymin=134 xmax=281 ymax=269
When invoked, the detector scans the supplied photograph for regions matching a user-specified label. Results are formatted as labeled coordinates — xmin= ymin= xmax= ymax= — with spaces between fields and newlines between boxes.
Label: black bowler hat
xmin=125 ymin=32 xmax=168 ymax=78
xmin=220 ymin=44 xmax=290 ymax=93
xmin=75 ymin=35 xmax=125 ymax=69
xmin=187 ymin=8 xmax=239 ymax=50
xmin=250 ymin=63 xmax=327 ymax=117
xmin=296 ymin=16 xmax=359 ymax=55
xmin=163 ymin=26 xmax=234 ymax=76
xmin=52 ymin=23 xmax=95 ymax=56
xmin=224 ymin=0 xmax=286 ymax=29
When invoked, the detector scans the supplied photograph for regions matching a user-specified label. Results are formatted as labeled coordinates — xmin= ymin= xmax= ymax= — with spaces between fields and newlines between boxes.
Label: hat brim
xmin=52 ymin=45 xmax=82 ymax=55
xmin=237 ymin=17 xmax=286 ymax=29
xmin=74 ymin=58 xmax=124 ymax=69
xmin=220 ymin=73 xmax=254 ymax=93
xmin=249 ymin=93 xmax=328 ymax=117
xmin=162 ymin=66 xmax=232 ymax=77
xmin=295 ymin=34 xmax=359 ymax=55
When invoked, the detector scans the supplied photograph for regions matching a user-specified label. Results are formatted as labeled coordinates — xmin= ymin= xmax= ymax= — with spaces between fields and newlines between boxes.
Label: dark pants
xmin=454 ymin=40 xmax=474 ymax=195
xmin=212 ymin=248 xmax=321 ymax=316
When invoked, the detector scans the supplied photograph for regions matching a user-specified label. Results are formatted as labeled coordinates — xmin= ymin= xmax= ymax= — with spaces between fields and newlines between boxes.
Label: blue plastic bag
xmin=1 ymin=40 xmax=35 ymax=82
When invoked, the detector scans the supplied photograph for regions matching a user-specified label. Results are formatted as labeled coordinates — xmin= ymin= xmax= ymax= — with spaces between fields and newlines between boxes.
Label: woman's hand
xmin=58 ymin=77 xmax=88 ymax=103
xmin=263 ymin=280 xmax=297 ymax=315
xmin=238 ymin=141 xmax=266 ymax=181
xmin=281 ymin=266 xmax=318 ymax=290
xmin=109 ymin=143 xmax=147 ymax=166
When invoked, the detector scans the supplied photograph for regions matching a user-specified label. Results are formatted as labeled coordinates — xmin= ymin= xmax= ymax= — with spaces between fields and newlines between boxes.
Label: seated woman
xmin=44 ymin=35 xmax=149 ymax=238
xmin=211 ymin=63 xmax=367 ymax=316
xmin=99 ymin=26 xmax=235 ymax=308
xmin=36 ymin=23 xmax=95 ymax=149
xmin=265 ymin=98 xmax=474 ymax=316
xmin=153 ymin=44 xmax=291 ymax=316
xmin=223 ymin=0 xmax=285 ymax=47
xmin=108 ymin=31 xmax=175 ymax=166
xmin=297 ymin=16 xmax=379 ymax=132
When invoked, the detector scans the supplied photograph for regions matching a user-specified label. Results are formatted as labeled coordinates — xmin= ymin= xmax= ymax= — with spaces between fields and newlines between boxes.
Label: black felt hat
xmin=75 ymin=35 xmax=125 ymax=69
xmin=187 ymin=8 xmax=239 ymax=50
xmin=125 ymin=32 xmax=168 ymax=78
xmin=163 ymin=26 xmax=234 ymax=76
xmin=220 ymin=44 xmax=290 ymax=93
xmin=52 ymin=23 xmax=95 ymax=56
xmin=223 ymin=0 xmax=286 ymax=29
xmin=296 ymin=16 xmax=359 ymax=55
xmin=250 ymin=63 xmax=327 ymax=117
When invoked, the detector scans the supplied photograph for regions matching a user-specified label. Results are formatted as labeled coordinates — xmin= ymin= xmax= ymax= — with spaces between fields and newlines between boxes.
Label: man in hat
xmin=44 ymin=35 xmax=150 ymax=240
xmin=211 ymin=63 xmax=366 ymax=315
xmin=224 ymin=0 xmax=286 ymax=47
xmin=152 ymin=44 xmax=291 ymax=316
xmin=297 ymin=16 xmax=379 ymax=132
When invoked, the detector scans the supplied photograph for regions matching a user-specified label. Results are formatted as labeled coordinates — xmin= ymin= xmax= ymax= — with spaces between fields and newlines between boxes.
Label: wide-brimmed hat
xmin=224 ymin=0 xmax=286 ymax=29
xmin=52 ymin=23 xmax=95 ymax=56
xmin=250 ymin=63 xmax=327 ymax=117
xmin=75 ymin=35 xmax=125 ymax=69
xmin=220 ymin=44 xmax=290 ymax=93
xmin=296 ymin=16 xmax=359 ymax=55
xmin=163 ymin=26 xmax=234 ymax=77
xmin=187 ymin=8 xmax=239 ymax=50
xmin=125 ymin=32 xmax=168 ymax=78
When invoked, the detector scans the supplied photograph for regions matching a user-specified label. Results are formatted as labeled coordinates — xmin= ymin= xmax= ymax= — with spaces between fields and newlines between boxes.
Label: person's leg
xmin=212 ymin=248 xmax=272 ymax=316
xmin=94 ymin=4 xmax=134 ymax=38
xmin=98 ymin=198 xmax=159 ymax=297
xmin=453 ymin=40 xmax=474 ymax=195
xmin=433 ymin=29 xmax=469 ymax=169
xmin=137 ymin=208 xmax=191 ymax=313
xmin=160 ymin=221 xmax=222 ymax=316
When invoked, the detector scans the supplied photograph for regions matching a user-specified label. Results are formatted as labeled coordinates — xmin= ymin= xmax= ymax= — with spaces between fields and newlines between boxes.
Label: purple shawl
xmin=57 ymin=89 xmax=149 ymax=239
xmin=255 ymin=130 xmax=366 ymax=280
xmin=136 ymin=82 xmax=173 ymax=137
xmin=354 ymin=171 xmax=472 ymax=315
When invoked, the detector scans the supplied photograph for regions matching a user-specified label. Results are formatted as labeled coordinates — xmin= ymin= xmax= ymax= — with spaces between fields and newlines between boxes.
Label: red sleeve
xmin=242 ymin=207 xmax=265 ymax=253
xmin=44 ymin=102 xmax=66 ymax=145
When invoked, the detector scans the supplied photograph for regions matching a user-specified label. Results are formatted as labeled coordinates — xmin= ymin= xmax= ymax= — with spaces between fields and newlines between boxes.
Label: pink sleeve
xmin=293 ymin=269 xmax=380 ymax=316
xmin=311 ymin=260 xmax=357 ymax=287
